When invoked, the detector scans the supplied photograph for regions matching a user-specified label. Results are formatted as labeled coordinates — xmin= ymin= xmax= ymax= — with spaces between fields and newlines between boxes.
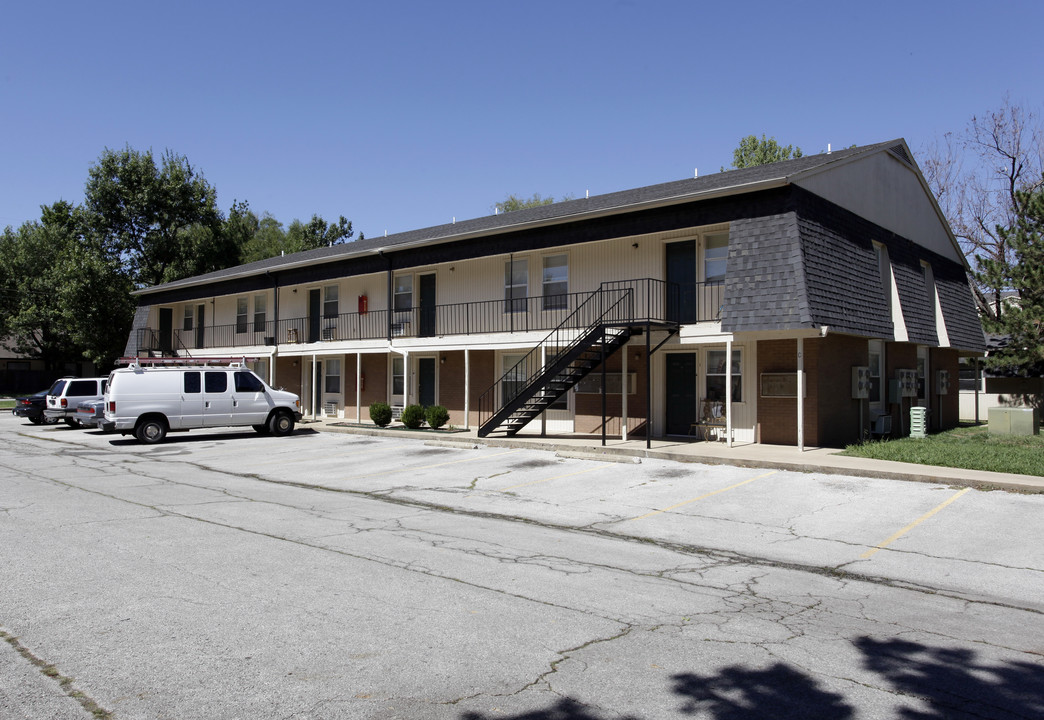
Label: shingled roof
xmin=137 ymin=141 xmax=902 ymax=296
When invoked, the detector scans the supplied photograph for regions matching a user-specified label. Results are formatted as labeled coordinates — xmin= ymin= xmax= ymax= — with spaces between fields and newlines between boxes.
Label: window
xmin=183 ymin=306 xmax=194 ymax=332
xmin=325 ymin=359 xmax=341 ymax=394
xmin=253 ymin=294 xmax=267 ymax=331
xmin=394 ymin=275 xmax=413 ymax=312
xmin=204 ymin=371 xmax=228 ymax=393
xmin=391 ymin=357 xmax=405 ymax=396
xmin=184 ymin=371 xmax=201 ymax=394
xmin=502 ymin=353 xmax=527 ymax=404
xmin=505 ymin=258 xmax=528 ymax=313
xmin=235 ymin=371 xmax=264 ymax=393
xmin=323 ymin=285 xmax=339 ymax=319
xmin=236 ymin=297 xmax=248 ymax=334
xmin=868 ymin=340 xmax=884 ymax=407
xmin=704 ymin=233 xmax=728 ymax=283
xmin=705 ymin=349 xmax=741 ymax=402
xmin=542 ymin=255 xmax=568 ymax=310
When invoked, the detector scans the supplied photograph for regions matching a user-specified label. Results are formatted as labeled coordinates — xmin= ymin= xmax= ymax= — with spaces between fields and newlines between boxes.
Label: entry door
xmin=313 ymin=361 xmax=323 ymax=416
xmin=159 ymin=308 xmax=173 ymax=354
xmin=308 ymin=289 xmax=321 ymax=343
xmin=196 ymin=304 xmax=205 ymax=349
xmin=665 ymin=241 xmax=697 ymax=324
xmin=419 ymin=274 xmax=436 ymax=337
xmin=418 ymin=357 xmax=436 ymax=407
xmin=665 ymin=353 xmax=697 ymax=435
xmin=202 ymin=370 xmax=233 ymax=426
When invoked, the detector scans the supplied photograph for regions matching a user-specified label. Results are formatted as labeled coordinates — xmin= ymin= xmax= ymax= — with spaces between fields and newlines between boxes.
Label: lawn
xmin=841 ymin=424 xmax=1044 ymax=477
xmin=0 ymin=398 xmax=14 ymax=410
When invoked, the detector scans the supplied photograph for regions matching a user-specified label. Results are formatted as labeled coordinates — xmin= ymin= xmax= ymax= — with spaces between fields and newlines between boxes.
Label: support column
xmin=622 ymin=343 xmax=628 ymax=442
xmin=797 ymin=337 xmax=805 ymax=451
xmin=464 ymin=349 xmax=470 ymax=430
xmin=540 ymin=344 xmax=547 ymax=437
xmin=356 ymin=351 xmax=362 ymax=422
xmin=726 ymin=339 xmax=733 ymax=449
xmin=311 ymin=353 xmax=317 ymax=420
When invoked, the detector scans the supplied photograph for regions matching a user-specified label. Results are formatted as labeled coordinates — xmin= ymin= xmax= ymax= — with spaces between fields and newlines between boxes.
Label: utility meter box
xmin=988 ymin=407 xmax=1040 ymax=436
xmin=898 ymin=369 xmax=918 ymax=397
xmin=852 ymin=366 xmax=870 ymax=399
xmin=936 ymin=369 xmax=950 ymax=395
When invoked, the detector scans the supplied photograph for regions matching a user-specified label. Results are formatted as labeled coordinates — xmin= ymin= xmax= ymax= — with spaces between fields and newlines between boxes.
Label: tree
xmin=84 ymin=146 xmax=228 ymax=288
xmin=0 ymin=202 xmax=133 ymax=372
xmin=493 ymin=193 xmax=572 ymax=214
xmin=920 ymin=99 xmax=1044 ymax=317
xmin=977 ymin=185 xmax=1044 ymax=374
xmin=286 ymin=214 xmax=355 ymax=251
xmin=238 ymin=212 xmax=356 ymax=263
xmin=726 ymin=135 xmax=803 ymax=170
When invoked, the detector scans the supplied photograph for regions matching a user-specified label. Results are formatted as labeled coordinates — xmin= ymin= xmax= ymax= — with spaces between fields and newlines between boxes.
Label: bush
xmin=400 ymin=404 xmax=425 ymax=429
xmin=425 ymin=405 xmax=450 ymax=429
xmin=369 ymin=402 xmax=392 ymax=427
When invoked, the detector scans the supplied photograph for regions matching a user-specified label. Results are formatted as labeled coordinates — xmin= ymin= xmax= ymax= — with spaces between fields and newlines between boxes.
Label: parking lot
xmin=2 ymin=415 xmax=1043 ymax=719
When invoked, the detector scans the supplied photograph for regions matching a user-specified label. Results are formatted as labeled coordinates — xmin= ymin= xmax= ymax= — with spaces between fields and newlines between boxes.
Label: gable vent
xmin=888 ymin=143 xmax=913 ymax=166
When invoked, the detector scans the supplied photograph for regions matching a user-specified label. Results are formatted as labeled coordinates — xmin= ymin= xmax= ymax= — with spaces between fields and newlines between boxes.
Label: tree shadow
xmin=458 ymin=636 xmax=1044 ymax=720
xmin=671 ymin=663 xmax=853 ymax=719
xmin=855 ymin=636 xmax=1044 ymax=719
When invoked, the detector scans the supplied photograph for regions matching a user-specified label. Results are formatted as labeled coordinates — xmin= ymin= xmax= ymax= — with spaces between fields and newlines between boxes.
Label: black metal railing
xmin=477 ymin=285 xmax=636 ymax=431
xmin=139 ymin=279 xmax=724 ymax=352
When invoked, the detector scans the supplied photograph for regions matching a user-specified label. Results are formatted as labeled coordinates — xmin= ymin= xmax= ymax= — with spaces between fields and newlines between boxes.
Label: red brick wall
xmin=275 ymin=357 xmax=302 ymax=397
xmin=930 ymin=348 xmax=960 ymax=430
xmin=816 ymin=335 xmax=871 ymax=447
xmin=573 ymin=345 xmax=648 ymax=436
xmin=756 ymin=339 xmax=818 ymax=446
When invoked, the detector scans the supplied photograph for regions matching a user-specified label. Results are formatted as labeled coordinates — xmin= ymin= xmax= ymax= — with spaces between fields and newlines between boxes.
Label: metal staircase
xmin=478 ymin=283 xmax=657 ymax=438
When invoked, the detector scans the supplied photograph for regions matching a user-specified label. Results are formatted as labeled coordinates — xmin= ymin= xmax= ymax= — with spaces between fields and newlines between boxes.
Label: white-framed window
xmin=236 ymin=297 xmax=248 ymax=334
xmin=183 ymin=305 xmax=194 ymax=332
xmin=706 ymin=348 xmax=742 ymax=402
xmin=505 ymin=258 xmax=528 ymax=313
xmin=868 ymin=339 xmax=884 ymax=409
xmin=325 ymin=358 xmax=341 ymax=394
xmin=391 ymin=356 xmax=405 ymax=397
xmin=703 ymin=233 xmax=728 ymax=283
xmin=394 ymin=275 xmax=413 ymax=312
xmin=253 ymin=294 xmax=267 ymax=331
xmin=542 ymin=255 xmax=568 ymax=310
xmin=323 ymin=285 xmax=339 ymax=319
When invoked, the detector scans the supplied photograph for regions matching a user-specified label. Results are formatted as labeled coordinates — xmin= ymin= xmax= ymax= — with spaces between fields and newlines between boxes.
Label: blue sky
xmin=2 ymin=0 xmax=1042 ymax=240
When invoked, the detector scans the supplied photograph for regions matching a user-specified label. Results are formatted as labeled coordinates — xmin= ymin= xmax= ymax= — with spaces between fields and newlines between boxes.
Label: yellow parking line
xmin=498 ymin=464 xmax=604 ymax=492
xmin=861 ymin=487 xmax=972 ymax=559
xmin=346 ymin=449 xmax=523 ymax=481
xmin=626 ymin=470 xmax=778 ymax=521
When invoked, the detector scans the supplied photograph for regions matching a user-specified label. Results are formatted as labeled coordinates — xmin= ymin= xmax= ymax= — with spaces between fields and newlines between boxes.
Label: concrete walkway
xmin=305 ymin=419 xmax=1044 ymax=494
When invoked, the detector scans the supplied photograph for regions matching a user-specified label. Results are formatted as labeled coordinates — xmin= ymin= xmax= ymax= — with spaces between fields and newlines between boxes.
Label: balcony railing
xmin=142 ymin=280 xmax=724 ymax=353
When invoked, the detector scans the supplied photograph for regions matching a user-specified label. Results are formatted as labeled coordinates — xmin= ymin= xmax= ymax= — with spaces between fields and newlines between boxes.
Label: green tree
xmin=239 ymin=213 xmax=355 ymax=263
xmin=727 ymin=135 xmax=803 ymax=170
xmin=0 ymin=202 xmax=133 ymax=373
xmin=84 ymin=146 xmax=228 ymax=287
xmin=493 ymin=193 xmax=572 ymax=214
xmin=977 ymin=185 xmax=1044 ymax=374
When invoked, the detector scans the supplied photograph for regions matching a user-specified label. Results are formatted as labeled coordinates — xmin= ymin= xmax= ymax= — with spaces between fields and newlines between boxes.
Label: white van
xmin=105 ymin=363 xmax=302 ymax=444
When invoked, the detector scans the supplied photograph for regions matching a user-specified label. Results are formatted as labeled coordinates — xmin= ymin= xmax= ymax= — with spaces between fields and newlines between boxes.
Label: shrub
xmin=369 ymin=402 xmax=392 ymax=427
xmin=400 ymin=404 xmax=425 ymax=429
xmin=425 ymin=405 xmax=450 ymax=429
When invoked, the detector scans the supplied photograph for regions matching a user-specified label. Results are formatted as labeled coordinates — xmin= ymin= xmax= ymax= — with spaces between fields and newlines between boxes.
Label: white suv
xmin=45 ymin=377 xmax=108 ymax=427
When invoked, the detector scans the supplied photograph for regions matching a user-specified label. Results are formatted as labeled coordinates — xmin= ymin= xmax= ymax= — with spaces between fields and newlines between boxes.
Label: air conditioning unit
xmin=936 ymin=369 xmax=950 ymax=395
xmin=323 ymin=401 xmax=337 ymax=416
xmin=852 ymin=366 xmax=870 ymax=399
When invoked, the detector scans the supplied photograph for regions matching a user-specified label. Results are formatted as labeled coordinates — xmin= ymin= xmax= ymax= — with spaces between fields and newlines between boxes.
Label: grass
xmin=841 ymin=423 xmax=1044 ymax=477
xmin=0 ymin=398 xmax=15 ymax=410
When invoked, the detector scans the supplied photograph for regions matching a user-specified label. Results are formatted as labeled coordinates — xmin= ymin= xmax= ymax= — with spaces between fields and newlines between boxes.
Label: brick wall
xmin=573 ymin=346 xmax=648 ymax=436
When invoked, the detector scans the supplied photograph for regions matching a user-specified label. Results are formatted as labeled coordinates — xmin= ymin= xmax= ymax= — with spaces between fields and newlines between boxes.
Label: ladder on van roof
xmin=117 ymin=356 xmax=261 ymax=367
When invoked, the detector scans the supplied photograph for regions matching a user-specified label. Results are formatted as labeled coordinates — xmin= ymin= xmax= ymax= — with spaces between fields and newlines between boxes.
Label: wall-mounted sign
xmin=760 ymin=372 xmax=806 ymax=398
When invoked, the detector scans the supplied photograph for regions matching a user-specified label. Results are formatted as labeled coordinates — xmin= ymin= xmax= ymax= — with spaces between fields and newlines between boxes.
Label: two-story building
xmin=124 ymin=140 xmax=985 ymax=448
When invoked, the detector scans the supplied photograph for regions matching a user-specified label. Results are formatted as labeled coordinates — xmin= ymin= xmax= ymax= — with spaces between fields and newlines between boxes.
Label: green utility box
xmin=988 ymin=407 xmax=1040 ymax=436
xmin=910 ymin=406 xmax=928 ymax=439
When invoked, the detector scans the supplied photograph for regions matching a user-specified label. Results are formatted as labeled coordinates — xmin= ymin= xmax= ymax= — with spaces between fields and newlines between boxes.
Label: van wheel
xmin=135 ymin=418 xmax=168 ymax=444
xmin=268 ymin=411 xmax=295 ymax=436
xmin=252 ymin=424 xmax=270 ymax=434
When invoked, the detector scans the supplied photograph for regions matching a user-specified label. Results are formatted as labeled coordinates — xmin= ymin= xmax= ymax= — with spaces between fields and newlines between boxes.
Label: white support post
xmin=355 ymin=351 xmax=362 ymax=422
xmin=726 ymin=339 xmax=733 ymax=448
xmin=541 ymin=344 xmax=547 ymax=436
xmin=311 ymin=353 xmax=317 ymax=420
xmin=797 ymin=337 xmax=805 ymax=451
xmin=622 ymin=345 xmax=628 ymax=442
xmin=464 ymin=349 xmax=470 ymax=430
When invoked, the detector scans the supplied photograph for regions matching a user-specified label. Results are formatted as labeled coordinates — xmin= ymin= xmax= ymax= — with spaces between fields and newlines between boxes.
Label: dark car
xmin=13 ymin=390 xmax=60 ymax=425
